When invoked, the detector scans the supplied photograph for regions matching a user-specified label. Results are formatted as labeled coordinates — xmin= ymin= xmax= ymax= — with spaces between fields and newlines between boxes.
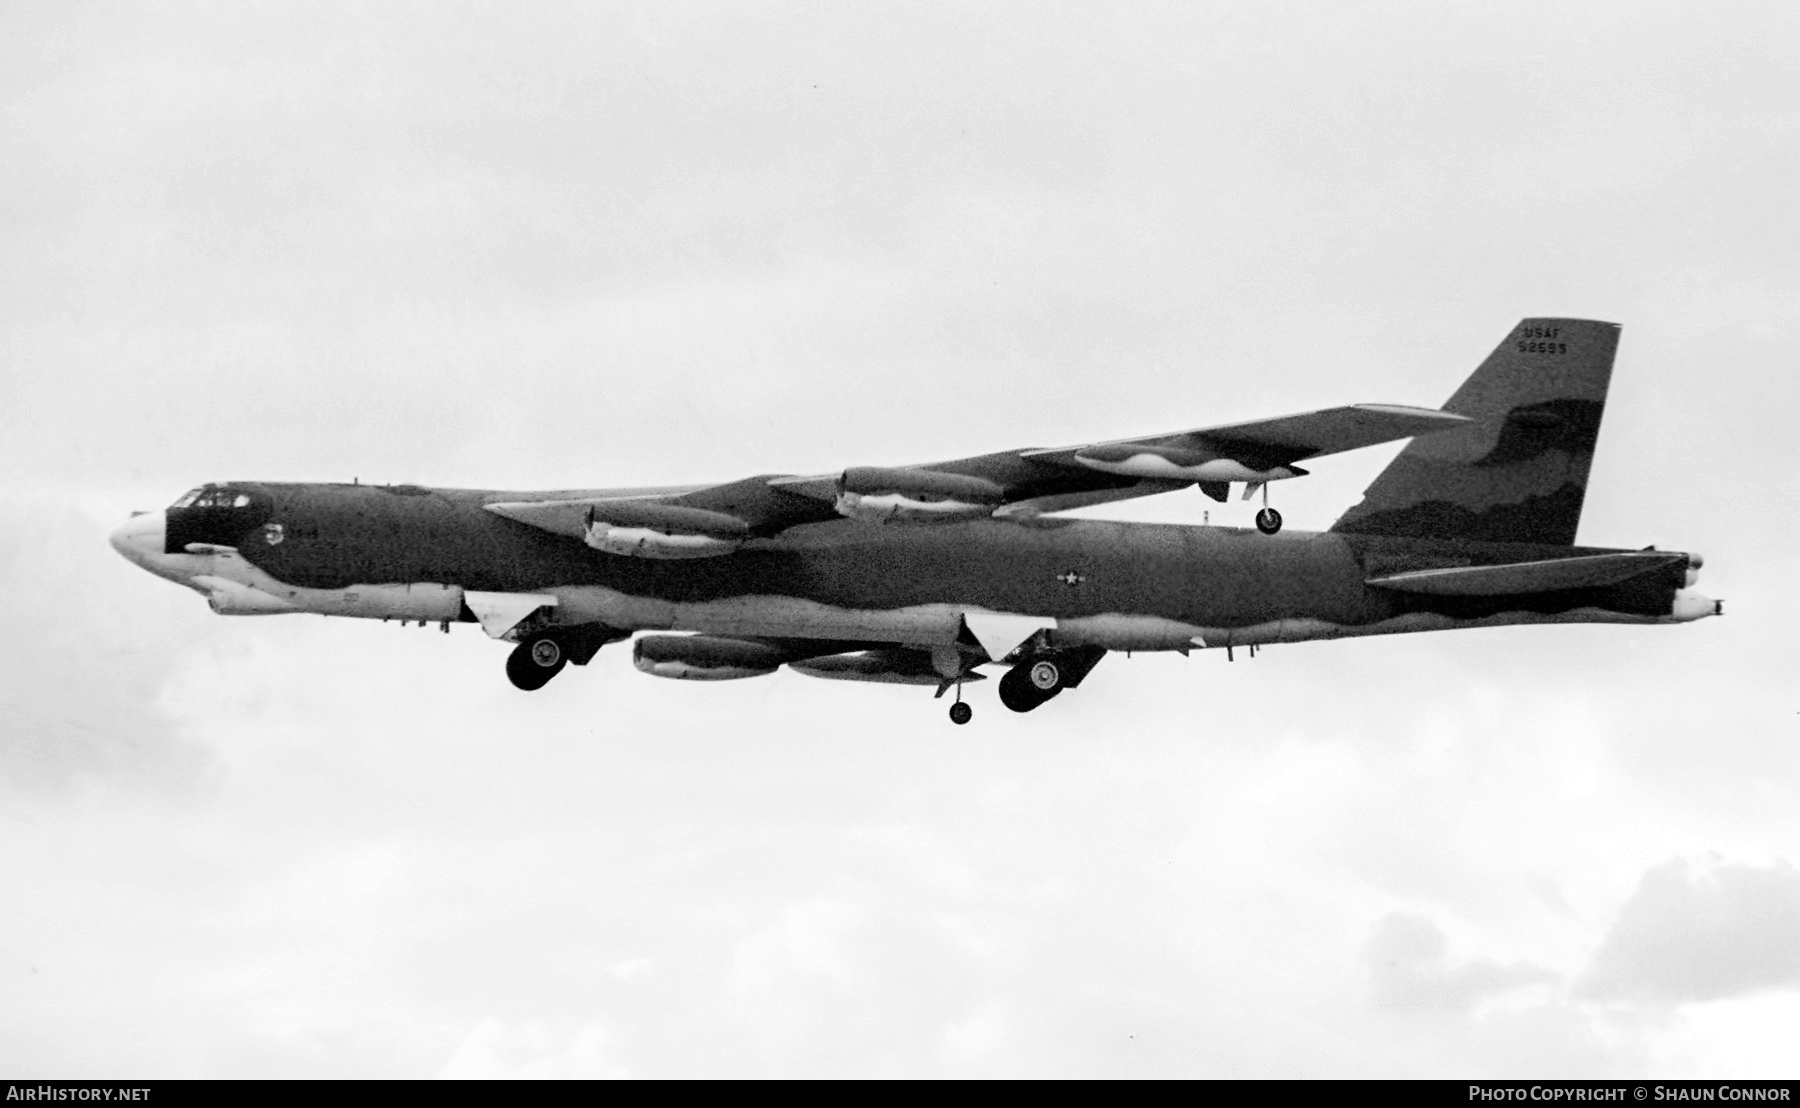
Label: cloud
xmin=0 ymin=494 xmax=213 ymax=795
xmin=1578 ymin=856 xmax=1800 ymax=1004
xmin=438 ymin=1018 xmax=629 ymax=1079
xmin=4 ymin=1 xmax=1798 ymax=1079
xmin=1365 ymin=912 xmax=1556 ymax=1013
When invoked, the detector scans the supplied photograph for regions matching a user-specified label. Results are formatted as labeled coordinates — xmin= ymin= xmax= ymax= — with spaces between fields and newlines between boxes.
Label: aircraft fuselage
xmin=111 ymin=480 xmax=1710 ymax=657
xmin=104 ymin=318 xmax=1724 ymax=720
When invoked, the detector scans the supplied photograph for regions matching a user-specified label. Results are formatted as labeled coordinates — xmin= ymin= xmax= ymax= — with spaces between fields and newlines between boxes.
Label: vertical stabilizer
xmin=1330 ymin=318 xmax=1620 ymax=546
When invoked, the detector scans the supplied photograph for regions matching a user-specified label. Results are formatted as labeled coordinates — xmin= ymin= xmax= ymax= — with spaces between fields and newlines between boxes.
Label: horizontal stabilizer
xmin=1365 ymin=551 xmax=1687 ymax=596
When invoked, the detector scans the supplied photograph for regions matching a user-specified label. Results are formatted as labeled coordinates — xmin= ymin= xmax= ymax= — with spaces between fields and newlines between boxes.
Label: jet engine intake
xmin=632 ymin=635 xmax=784 ymax=680
xmin=834 ymin=466 xmax=1006 ymax=524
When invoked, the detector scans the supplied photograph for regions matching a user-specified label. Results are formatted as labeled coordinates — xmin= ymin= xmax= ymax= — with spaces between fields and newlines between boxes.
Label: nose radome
xmin=109 ymin=511 xmax=166 ymax=563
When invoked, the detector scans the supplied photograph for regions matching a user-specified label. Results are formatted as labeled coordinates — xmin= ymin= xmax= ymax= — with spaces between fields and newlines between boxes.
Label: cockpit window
xmin=169 ymin=487 xmax=251 ymax=510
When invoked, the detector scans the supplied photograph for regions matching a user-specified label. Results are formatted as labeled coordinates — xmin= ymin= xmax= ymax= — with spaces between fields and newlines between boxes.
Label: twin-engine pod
xmin=632 ymin=635 xmax=784 ymax=680
xmin=788 ymin=648 xmax=987 ymax=686
xmin=586 ymin=524 xmax=738 ymax=559
xmin=1071 ymin=442 xmax=1307 ymax=484
xmin=834 ymin=466 xmax=1006 ymax=524
xmin=485 ymin=497 xmax=749 ymax=559
xmin=582 ymin=503 xmax=749 ymax=559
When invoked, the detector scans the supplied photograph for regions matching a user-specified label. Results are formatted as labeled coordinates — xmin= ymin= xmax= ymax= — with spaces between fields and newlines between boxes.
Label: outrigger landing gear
xmin=946 ymin=676 xmax=974 ymax=725
xmin=1252 ymin=482 xmax=1283 ymax=535
xmin=505 ymin=632 xmax=567 ymax=691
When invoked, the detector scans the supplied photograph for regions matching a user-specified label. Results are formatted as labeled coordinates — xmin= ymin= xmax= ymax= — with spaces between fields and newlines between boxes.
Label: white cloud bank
xmin=1580 ymin=857 xmax=1800 ymax=1005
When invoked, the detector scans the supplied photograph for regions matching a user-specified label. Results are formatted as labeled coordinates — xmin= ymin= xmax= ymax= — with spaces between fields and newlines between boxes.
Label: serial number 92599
xmin=1516 ymin=325 xmax=1566 ymax=355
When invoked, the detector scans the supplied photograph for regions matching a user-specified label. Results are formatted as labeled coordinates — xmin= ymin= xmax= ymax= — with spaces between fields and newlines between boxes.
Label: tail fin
xmin=1330 ymin=318 xmax=1620 ymax=546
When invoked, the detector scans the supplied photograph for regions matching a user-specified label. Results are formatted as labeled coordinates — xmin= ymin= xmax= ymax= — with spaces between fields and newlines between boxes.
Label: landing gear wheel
xmin=949 ymin=702 xmax=973 ymax=726
xmin=506 ymin=633 xmax=568 ymax=691
xmin=1255 ymin=507 xmax=1283 ymax=535
xmin=528 ymin=637 xmax=563 ymax=668
xmin=999 ymin=662 xmax=1063 ymax=713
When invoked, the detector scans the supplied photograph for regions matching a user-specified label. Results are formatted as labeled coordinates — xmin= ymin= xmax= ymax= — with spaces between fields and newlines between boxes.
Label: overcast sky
xmin=3 ymin=0 xmax=1798 ymax=1078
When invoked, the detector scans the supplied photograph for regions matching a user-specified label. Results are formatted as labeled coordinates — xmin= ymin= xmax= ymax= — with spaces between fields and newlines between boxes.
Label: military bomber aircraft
xmin=110 ymin=319 xmax=1721 ymax=724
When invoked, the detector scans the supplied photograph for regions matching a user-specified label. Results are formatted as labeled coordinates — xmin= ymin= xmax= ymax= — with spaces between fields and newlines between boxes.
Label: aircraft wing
xmin=1018 ymin=404 xmax=1472 ymax=500
xmin=483 ymin=403 xmax=1470 ymax=555
xmin=484 ymin=475 xmax=837 ymax=558
xmin=1164 ymin=404 xmax=1475 ymax=457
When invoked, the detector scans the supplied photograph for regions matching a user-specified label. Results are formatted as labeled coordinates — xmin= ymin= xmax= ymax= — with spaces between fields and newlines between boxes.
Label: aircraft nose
xmin=109 ymin=511 xmax=166 ymax=564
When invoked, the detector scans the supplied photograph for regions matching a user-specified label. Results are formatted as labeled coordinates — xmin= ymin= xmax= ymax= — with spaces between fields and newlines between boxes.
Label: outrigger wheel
xmin=947 ymin=678 xmax=974 ymax=725
xmin=506 ymin=633 xmax=567 ymax=691
xmin=1251 ymin=480 xmax=1284 ymax=534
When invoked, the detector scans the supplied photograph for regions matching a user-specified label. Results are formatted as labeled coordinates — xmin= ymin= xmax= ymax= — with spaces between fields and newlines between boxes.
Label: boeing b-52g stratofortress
xmin=111 ymin=319 xmax=1720 ymax=724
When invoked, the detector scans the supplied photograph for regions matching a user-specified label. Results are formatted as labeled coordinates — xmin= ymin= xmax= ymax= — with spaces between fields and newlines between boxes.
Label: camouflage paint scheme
xmin=109 ymin=319 xmax=1720 ymax=713
xmin=1333 ymin=319 xmax=1618 ymax=545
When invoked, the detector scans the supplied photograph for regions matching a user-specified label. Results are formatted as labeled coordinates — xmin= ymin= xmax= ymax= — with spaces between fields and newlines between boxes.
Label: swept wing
xmin=483 ymin=403 xmax=1470 ymax=554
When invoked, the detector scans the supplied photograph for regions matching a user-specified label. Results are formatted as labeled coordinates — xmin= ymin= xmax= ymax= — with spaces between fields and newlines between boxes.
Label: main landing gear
xmin=948 ymin=646 xmax=1106 ymax=721
xmin=506 ymin=633 xmax=566 ymax=691
xmin=998 ymin=658 xmax=1067 ymax=714
xmin=502 ymin=625 xmax=628 ymax=691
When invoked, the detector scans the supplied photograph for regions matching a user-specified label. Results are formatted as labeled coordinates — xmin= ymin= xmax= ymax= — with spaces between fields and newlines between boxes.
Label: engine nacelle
xmin=581 ymin=502 xmax=749 ymax=560
xmin=632 ymin=635 xmax=784 ymax=680
xmin=788 ymin=648 xmax=987 ymax=686
xmin=834 ymin=466 xmax=1006 ymax=524
xmin=585 ymin=523 xmax=742 ymax=559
